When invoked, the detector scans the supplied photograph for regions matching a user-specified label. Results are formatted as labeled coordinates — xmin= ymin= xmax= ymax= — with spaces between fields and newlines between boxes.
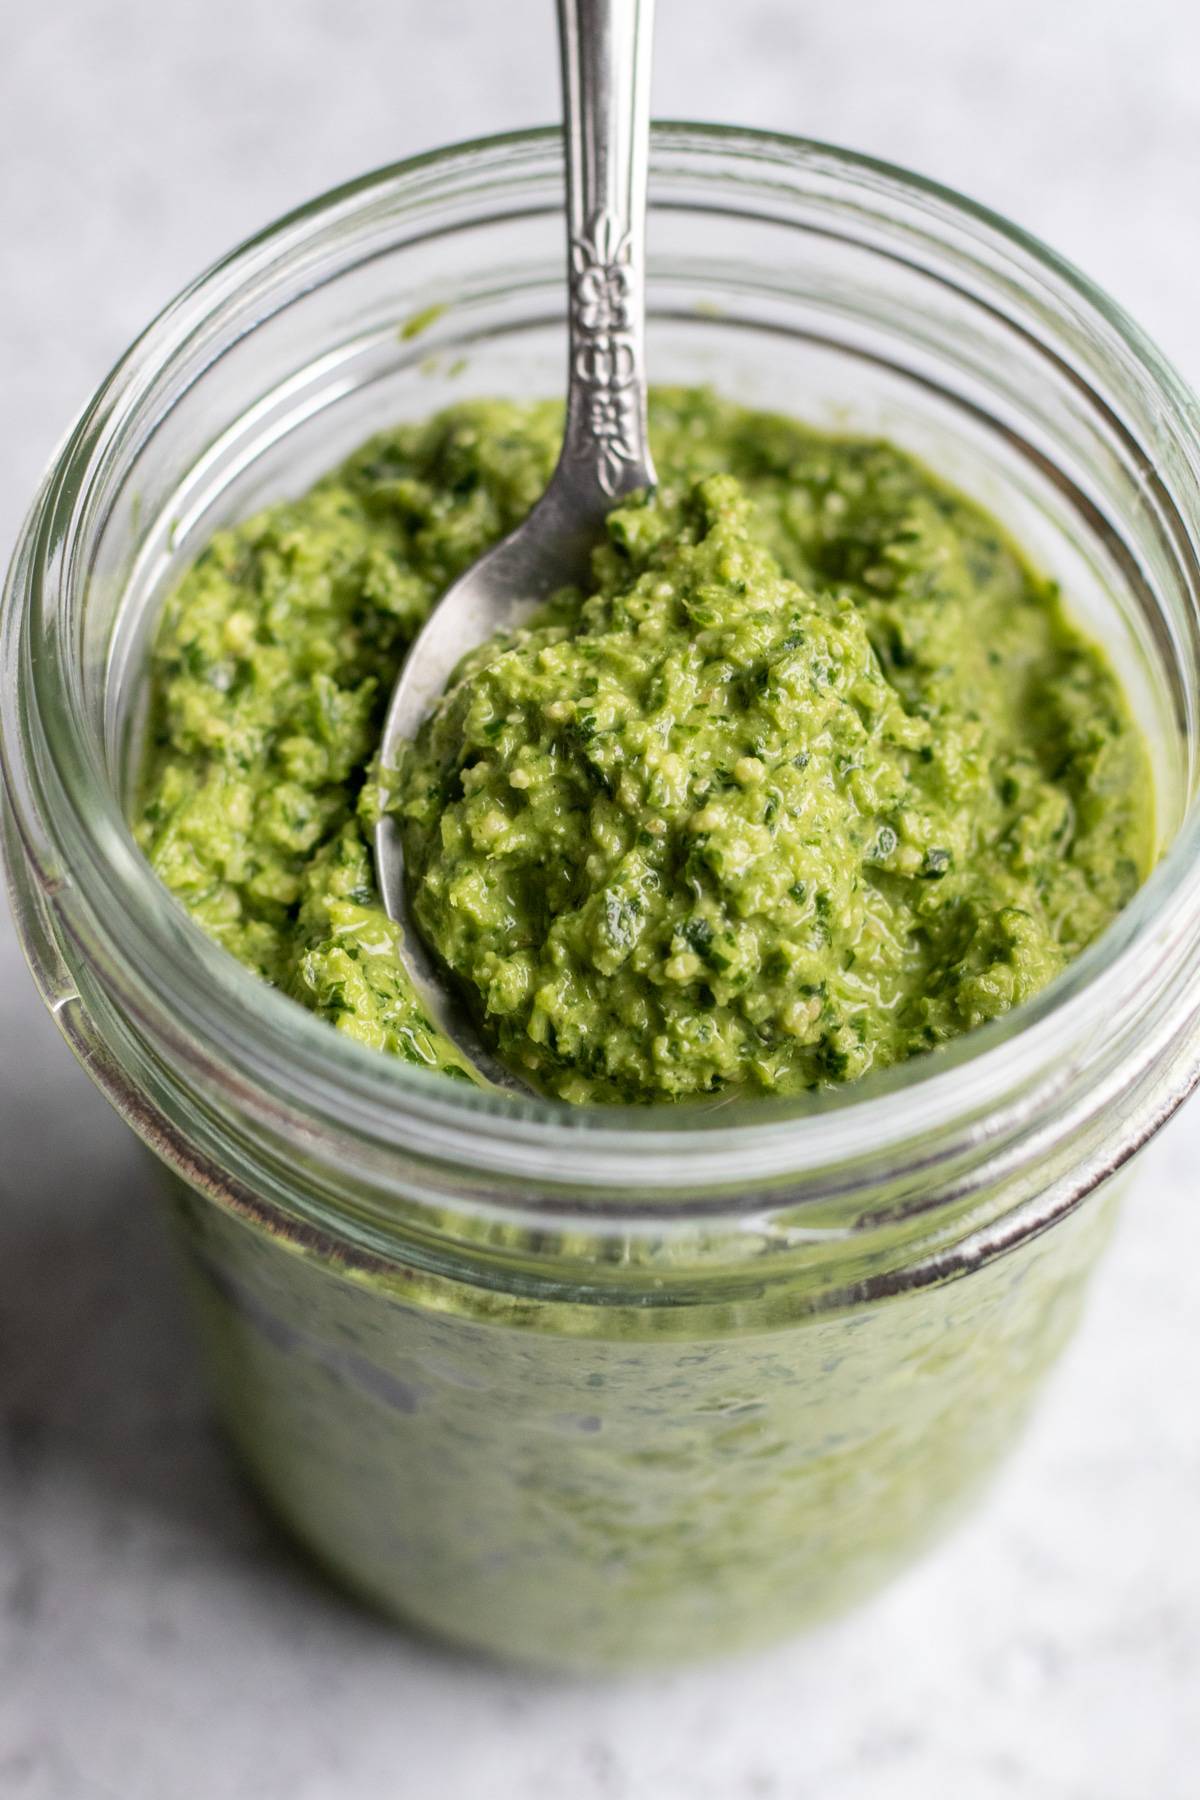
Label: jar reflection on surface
xmin=4 ymin=128 xmax=1200 ymax=1670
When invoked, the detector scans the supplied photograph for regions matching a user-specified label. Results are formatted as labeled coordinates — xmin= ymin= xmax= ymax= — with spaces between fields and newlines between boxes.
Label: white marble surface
xmin=2 ymin=2 xmax=1199 ymax=1795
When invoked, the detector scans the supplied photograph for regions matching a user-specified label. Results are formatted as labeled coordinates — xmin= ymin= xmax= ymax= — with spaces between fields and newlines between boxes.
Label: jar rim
xmin=7 ymin=122 xmax=1200 ymax=1219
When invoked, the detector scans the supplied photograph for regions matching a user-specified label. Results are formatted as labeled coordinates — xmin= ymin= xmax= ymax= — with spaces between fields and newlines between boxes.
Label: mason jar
xmin=5 ymin=126 xmax=1200 ymax=1672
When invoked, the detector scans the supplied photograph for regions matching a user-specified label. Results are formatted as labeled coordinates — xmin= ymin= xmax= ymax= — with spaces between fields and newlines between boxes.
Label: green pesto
xmin=135 ymin=390 xmax=1152 ymax=1102
xmin=170 ymin=1169 xmax=1119 ymax=1670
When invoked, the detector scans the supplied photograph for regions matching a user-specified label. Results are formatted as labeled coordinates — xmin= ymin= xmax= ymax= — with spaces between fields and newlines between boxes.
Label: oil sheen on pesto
xmin=136 ymin=389 xmax=1152 ymax=1103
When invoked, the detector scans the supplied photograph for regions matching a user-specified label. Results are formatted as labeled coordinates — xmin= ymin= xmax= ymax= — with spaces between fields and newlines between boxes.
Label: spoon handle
xmin=556 ymin=0 xmax=657 ymax=505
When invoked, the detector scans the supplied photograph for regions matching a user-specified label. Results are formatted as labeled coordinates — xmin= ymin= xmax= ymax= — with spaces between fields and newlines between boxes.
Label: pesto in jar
xmin=136 ymin=389 xmax=1152 ymax=1102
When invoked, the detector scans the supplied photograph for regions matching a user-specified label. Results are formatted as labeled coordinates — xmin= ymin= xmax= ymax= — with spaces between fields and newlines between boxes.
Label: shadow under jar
xmin=6 ymin=126 xmax=1200 ymax=1671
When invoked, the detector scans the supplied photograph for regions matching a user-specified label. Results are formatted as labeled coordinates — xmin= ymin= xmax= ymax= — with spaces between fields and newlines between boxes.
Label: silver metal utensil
xmin=374 ymin=0 xmax=656 ymax=1088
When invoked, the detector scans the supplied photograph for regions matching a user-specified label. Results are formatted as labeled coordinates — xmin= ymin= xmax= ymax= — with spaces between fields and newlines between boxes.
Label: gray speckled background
xmin=1 ymin=3 xmax=1198 ymax=1795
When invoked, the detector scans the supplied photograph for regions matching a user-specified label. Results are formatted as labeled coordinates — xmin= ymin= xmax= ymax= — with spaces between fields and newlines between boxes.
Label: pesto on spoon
xmin=373 ymin=0 xmax=657 ymax=1091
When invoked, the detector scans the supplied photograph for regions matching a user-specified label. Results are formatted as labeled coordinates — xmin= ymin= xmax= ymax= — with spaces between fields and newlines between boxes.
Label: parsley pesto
xmin=136 ymin=389 xmax=1152 ymax=1102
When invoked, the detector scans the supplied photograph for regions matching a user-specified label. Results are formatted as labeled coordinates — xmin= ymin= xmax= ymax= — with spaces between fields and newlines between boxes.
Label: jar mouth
xmin=7 ymin=121 xmax=1200 ymax=1211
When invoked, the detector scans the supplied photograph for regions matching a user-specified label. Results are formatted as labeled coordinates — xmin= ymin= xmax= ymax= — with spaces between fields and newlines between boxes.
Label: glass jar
xmin=5 ymin=126 xmax=1200 ymax=1673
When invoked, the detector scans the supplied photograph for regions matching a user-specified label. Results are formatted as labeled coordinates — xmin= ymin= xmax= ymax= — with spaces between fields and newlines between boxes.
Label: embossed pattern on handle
xmin=557 ymin=0 xmax=657 ymax=501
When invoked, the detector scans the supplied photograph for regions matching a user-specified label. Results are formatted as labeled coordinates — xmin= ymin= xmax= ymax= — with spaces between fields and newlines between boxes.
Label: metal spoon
xmin=374 ymin=0 xmax=657 ymax=1090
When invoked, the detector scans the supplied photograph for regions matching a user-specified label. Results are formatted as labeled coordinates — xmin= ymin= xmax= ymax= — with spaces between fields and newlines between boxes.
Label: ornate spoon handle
xmin=556 ymin=0 xmax=657 ymax=504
